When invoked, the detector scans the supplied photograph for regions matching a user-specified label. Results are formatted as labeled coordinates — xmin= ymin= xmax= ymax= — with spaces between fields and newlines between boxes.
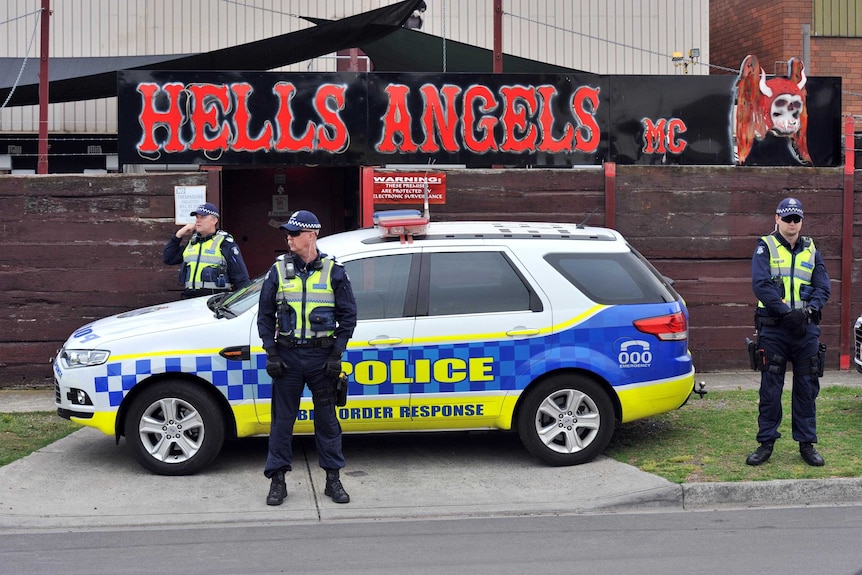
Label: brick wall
xmin=710 ymin=0 xmax=862 ymax=118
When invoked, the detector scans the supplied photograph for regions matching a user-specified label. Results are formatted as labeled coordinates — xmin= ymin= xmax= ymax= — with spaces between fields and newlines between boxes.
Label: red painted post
xmin=360 ymin=166 xmax=376 ymax=228
xmin=37 ymin=0 xmax=51 ymax=174
xmin=604 ymin=162 xmax=616 ymax=229
xmin=840 ymin=116 xmax=855 ymax=370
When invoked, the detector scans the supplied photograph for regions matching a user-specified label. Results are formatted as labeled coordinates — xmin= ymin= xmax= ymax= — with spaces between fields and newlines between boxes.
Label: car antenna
xmin=578 ymin=207 xmax=599 ymax=228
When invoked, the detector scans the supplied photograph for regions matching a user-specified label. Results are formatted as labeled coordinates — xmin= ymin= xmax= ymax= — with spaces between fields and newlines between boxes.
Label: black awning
xmin=0 ymin=0 xmax=423 ymax=107
xmin=350 ymin=24 xmax=592 ymax=75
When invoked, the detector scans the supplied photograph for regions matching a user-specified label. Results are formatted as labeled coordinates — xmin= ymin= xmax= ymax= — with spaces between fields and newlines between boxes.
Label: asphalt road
xmin=2 ymin=508 xmax=862 ymax=574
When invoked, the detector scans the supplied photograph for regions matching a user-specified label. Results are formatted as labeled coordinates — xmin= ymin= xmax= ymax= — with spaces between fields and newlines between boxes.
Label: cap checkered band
xmin=191 ymin=203 xmax=220 ymax=218
xmin=287 ymin=213 xmax=321 ymax=230
xmin=776 ymin=198 xmax=803 ymax=218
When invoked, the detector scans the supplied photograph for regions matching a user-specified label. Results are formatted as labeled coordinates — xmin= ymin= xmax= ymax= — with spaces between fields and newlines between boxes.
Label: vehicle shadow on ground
xmin=214 ymin=430 xmax=538 ymax=474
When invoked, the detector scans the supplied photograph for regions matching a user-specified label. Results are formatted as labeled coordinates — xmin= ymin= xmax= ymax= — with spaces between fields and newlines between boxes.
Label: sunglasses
xmin=286 ymin=229 xmax=312 ymax=237
xmin=780 ymin=215 xmax=802 ymax=224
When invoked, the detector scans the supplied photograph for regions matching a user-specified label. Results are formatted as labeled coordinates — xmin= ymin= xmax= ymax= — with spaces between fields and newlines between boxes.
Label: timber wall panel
xmin=0 ymin=166 xmax=857 ymax=386
xmin=0 ymin=173 xmax=208 ymax=386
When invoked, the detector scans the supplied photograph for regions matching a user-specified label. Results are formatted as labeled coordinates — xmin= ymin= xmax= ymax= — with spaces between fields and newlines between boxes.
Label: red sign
xmin=372 ymin=172 xmax=446 ymax=204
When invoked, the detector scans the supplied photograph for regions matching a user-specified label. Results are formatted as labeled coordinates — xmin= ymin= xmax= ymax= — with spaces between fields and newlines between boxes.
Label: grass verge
xmin=605 ymin=385 xmax=862 ymax=483
xmin=2 ymin=387 xmax=861 ymax=484
xmin=0 ymin=412 xmax=80 ymax=467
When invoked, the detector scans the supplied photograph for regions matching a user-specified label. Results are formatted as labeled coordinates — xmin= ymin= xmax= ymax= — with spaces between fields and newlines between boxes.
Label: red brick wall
xmin=710 ymin=0 xmax=862 ymax=118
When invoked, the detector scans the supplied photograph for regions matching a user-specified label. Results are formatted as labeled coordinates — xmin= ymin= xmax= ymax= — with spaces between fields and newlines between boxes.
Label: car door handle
xmin=369 ymin=336 xmax=402 ymax=346
xmin=506 ymin=327 xmax=540 ymax=337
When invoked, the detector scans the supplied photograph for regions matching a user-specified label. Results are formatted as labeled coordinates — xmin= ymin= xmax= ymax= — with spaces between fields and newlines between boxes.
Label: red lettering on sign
xmin=137 ymin=83 xmax=186 ymax=154
xmin=315 ymin=84 xmax=349 ymax=153
xmin=378 ymin=84 xmax=418 ymax=153
xmin=462 ymin=85 xmax=499 ymax=153
xmin=499 ymin=85 xmax=538 ymax=153
xmin=666 ymin=118 xmax=688 ymax=154
xmin=232 ymin=83 xmax=274 ymax=152
xmin=273 ymin=82 xmax=315 ymax=152
xmin=642 ymin=117 xmax=688 ymax=154
xmin=536 ymin=85 xmax=574 ymax=153
xmin=419 ymin=84 xmax=462 ymax=153
xmin=133 ymin=79 xmax=604 ymax=160
xmin=187 ymin=84 xmax=231 ymax=153
xmin=572 ymin=86 xmax=601 ymax=153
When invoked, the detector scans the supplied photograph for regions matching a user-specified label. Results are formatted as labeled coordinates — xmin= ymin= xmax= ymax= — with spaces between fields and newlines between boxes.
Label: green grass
xmin=3 ymin=387 xmax=862 ymax=484
xmin=0 ymin=412 xmax=80 ymax=467
xmin=605 ymin=385 xmax=862 ymax=483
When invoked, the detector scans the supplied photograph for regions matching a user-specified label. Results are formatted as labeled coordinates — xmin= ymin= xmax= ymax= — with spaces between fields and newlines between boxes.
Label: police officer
xmin=257 ymin=210 xmax=357 ymax=506
xmin=747 ymin=197 xmax=830 ymax=467
xmin=163 ymin=202 xmax=250 ymax=299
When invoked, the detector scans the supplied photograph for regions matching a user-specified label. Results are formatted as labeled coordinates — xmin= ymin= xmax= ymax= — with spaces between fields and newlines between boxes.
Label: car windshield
xmin=208 ymin=275 xmax=265 ymax=318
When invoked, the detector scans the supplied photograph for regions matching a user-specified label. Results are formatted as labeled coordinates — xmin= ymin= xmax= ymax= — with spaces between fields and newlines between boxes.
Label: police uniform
xmin=257 ymin=210 xmax=357 ymax=506
xmin=162 ymin=203 xmax=251 ymax=299
xmin=749 ymin=197 xmax=830 ymax=466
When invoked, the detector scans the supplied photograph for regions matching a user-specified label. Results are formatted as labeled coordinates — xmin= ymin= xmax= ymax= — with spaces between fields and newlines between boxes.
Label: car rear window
xmin=545 ymin=250 xmax=678 ymax=305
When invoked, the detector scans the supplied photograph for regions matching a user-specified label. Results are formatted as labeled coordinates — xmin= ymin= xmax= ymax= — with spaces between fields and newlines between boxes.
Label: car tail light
xmin=633 ymin=311 xmax=688 ymax=341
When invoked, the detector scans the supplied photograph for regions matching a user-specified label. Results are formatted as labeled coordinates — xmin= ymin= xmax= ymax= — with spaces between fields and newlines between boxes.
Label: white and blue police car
xmin=54 ymin=216 xmax=695 ymax=475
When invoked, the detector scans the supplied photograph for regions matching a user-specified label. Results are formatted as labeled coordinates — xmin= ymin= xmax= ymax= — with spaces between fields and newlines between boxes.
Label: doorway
xmin=220 ymin=166 xmax=360 ymax=278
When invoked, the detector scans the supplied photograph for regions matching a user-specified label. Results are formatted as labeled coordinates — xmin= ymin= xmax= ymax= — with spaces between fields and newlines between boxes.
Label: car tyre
xmin=517 ymin=374 xmax=615 ymax=466
xmin=124 ymin=381 xmax=225 ymax=475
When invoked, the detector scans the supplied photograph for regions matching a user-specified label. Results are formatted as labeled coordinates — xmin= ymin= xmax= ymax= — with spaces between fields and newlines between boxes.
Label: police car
xmin=54 ymin=216 xmax=695 ymax=475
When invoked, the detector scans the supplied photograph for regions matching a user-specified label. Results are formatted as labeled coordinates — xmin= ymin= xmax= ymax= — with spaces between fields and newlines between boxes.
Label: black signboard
xmin=117 ymin=70 xmax=842 ymax=167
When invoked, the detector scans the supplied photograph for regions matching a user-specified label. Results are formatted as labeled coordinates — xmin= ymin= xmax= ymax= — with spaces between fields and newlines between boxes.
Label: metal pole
xmin=493 ymin=0 xmax=502 ymax=73
xmin=37 ymin=0 xmax=50 ymax=174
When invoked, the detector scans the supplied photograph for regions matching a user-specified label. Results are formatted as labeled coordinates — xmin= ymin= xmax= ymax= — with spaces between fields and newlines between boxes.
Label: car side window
xmin=545 ymin=251 xmax=676 ymax=304
xmin=344 ymin=254 xmax=412 ymax=320
xmin=427 ymin=251 xmax=532 ymax=316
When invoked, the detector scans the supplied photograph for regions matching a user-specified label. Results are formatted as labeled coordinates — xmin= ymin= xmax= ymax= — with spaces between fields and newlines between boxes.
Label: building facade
xmin=710 ymin=0 xmax=862 ymax=119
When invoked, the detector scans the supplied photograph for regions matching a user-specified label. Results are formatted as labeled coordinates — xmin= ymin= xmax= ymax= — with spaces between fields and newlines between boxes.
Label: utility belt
xmin=755 ymin=315 xmax=781 ymax=327
xmin=277 ymin=337 xmax=335 ymax=349
xmin=754 ymin=308 xmax=819 ymax=330
xmin=746 ymin=337 xmax=826 ymax=377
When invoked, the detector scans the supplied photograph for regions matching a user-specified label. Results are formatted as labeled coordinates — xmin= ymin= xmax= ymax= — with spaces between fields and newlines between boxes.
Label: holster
xmin=335 ymin=373 xmax=348 ymax=407
xmin=746 ymin=337 xmax=758 ymax=371
xmin=818 ymin=343 xmax=827 ymax=377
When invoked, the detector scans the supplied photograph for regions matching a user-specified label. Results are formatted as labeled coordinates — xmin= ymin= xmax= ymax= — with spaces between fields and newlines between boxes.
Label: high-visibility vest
xmin=182 ymin=232 xmax=232 ymax=291
xmin=757 ymin=234 xmax=816 ymax=310
xmin=275 ymin=256 xmax=335 ymax=339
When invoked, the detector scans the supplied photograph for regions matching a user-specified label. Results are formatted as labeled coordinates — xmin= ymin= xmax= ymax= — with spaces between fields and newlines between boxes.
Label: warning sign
xmin=372 ymin=172 xmax=446 ymax=205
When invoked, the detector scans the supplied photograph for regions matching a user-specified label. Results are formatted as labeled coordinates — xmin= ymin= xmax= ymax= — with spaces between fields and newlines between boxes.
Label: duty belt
xmin=278 ymin=337 xmax=334 ymax=349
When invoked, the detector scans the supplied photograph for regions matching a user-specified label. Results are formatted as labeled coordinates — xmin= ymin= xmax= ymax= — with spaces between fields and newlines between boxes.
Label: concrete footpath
xmin=2 ymin=370 xmax=862 ymax=532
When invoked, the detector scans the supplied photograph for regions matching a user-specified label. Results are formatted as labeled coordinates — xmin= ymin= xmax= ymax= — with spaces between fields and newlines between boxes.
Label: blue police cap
xmin=190 ymin=202 xmax=220 ymax=218
xmin=776 ymin=197 xmax=803 ymax=219
xmin=280 ymin=210 xmax=321 ymax=232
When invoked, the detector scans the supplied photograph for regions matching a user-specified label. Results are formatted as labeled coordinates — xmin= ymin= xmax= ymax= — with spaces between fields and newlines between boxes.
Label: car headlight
xmin=61 ymin=349 xmax=110 ymax=368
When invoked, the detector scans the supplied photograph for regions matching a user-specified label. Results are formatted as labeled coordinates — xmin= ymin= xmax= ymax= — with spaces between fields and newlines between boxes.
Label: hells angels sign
xmin=117 ymin=62 xmax=841 ymax=168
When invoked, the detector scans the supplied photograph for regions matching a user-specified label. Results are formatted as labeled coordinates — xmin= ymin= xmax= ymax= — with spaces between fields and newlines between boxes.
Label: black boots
xmin=800 ymin=442 xmax=825 ymax=466
xmin=266 ymin=471 xmax=287 ymax=506
xmin=324 ymin=469 xmax=350 ymax=504
xmin=267 ymin=469 xmax=349 ymax=505
xmin=746 ymin=441 xmax=826 ymax=467
xmin=745 ymin=441 xmax=774 ymax=466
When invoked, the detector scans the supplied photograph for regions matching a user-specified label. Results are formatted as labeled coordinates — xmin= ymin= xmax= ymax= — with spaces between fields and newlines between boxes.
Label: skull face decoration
xmin=761 ymin=72 xmax=806 ymax=135
xmin=731 ymin=55 xmax=812 ymax=166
